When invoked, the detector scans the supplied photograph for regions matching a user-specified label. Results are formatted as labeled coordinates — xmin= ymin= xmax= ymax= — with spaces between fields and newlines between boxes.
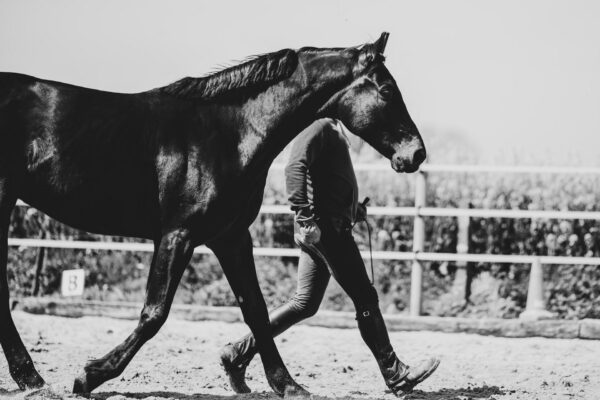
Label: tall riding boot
xmin=356 ymin=305 xmax=440 ymax=395
xmin=220 ymin=301 xmax=311 ymax=393
xmin=219 ymin=331 xmax=256 ymax=393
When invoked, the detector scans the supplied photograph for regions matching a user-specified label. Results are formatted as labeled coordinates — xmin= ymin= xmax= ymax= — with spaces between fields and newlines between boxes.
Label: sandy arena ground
xmin=1 ymin=312 xmax=599 ymax=400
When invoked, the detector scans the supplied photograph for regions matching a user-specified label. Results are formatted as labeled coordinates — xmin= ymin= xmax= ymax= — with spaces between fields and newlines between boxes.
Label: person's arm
xmin=285 ymin=120 xmax=332 ymax=224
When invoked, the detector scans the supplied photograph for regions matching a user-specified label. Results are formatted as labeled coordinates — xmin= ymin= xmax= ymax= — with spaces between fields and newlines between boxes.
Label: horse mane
xmin=156 ymin=48 xmax=299 ymax=100
xmin=297 ymin=46 xmax=347 ymax=54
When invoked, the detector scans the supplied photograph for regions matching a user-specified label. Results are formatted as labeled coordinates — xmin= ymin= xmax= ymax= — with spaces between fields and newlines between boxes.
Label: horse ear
xmin=374 ymin=32 xmax=389 ymax=54
xmin=355 ymin=33 xmax=389 ymax=70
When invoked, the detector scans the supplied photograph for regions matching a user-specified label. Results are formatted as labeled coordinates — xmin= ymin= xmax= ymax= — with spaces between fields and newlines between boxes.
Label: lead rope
xmin=365 ymin=218 xmax=375 ymax=285
xmin=354 ymin=197 xmax=375 ymax=286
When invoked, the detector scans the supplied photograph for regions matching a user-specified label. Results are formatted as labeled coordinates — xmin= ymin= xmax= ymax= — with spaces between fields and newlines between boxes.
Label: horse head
xmin=317 ymin=33 xmax=426 ymax=173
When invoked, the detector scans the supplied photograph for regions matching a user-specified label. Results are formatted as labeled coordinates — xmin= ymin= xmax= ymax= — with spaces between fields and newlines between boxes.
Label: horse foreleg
xmin=209 ymin=230 xmax=309 ymax=398
xmin=72 ymin=229 xmax=193 ymax=394
xmin=0 ymin=177 xmax=46 ymax=390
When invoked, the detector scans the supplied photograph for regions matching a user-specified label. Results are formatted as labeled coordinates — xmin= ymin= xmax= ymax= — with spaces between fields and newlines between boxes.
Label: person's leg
xmin=210 ymin=230 xmax=308 ymax=397
xmin=220 ymin=248 xmax=330 ymax=393
xmin=318 ymin=219 xmax=439 ymax=395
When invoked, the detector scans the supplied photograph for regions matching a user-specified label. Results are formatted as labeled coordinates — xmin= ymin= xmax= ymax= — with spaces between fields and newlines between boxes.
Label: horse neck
xmin=236 ymin=50 xmax=355 ymax=173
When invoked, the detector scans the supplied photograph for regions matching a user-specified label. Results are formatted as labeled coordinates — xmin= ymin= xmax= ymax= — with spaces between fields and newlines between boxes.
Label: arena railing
xmin=10 ymin=163 xmax=600 ymax=320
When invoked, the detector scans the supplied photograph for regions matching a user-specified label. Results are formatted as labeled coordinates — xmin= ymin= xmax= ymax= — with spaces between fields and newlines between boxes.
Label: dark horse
xmin=0 ymin=33 xmax=426 ymax=396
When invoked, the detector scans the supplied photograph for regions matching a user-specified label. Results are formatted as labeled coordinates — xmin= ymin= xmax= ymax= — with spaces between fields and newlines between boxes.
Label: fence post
xmin=32 ymin=224 xmax=49 ymax=296
xmin=456 ymin=214 xmax=470 ymax=263
xmin=454 ymin=212 xmax=471 ymax=302
xmin=410 ymin=170 xmax=426 ymax=316
xmin=520 ymin=258 xmax=553 ymax=320
xmin=32 ymin=246 xmax=46 ymax=296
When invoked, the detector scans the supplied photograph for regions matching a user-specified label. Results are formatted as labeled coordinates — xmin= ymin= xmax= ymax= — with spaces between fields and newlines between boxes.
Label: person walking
xmin=220 ymin=118 xmax=439 ymax=396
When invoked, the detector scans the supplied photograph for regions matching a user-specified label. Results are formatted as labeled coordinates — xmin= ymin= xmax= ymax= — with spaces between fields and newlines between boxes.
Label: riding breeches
xmin=227 ymin=217 xmax=379 ymax=365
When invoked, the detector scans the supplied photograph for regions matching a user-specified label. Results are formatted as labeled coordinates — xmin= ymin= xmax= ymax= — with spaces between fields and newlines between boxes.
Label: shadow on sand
xmin=0 ymin=385 xmax=506 ymax=400
xmin=403 ymin=385 xmax=506 ymax=399
xmin=92 ymin=385 xmax=506 ymax=400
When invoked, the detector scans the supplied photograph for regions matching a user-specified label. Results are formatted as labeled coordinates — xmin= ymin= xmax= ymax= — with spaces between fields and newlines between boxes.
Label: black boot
xmin=219 ymin=334 xmax=256 ymax=394
xmin=356 ymin=305 xmax=440 ymax=395
xmin=220 ymin=300 xmax=312 ymax=394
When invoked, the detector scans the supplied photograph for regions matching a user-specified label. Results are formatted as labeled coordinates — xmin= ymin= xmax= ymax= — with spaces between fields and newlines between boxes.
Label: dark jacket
xmin=285 ymin=118 xmax=358 ymax=224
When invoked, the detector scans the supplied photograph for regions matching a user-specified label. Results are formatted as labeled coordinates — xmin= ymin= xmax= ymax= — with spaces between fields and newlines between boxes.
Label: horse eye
xmin=379 ymin=86 xmax=394 ymax=100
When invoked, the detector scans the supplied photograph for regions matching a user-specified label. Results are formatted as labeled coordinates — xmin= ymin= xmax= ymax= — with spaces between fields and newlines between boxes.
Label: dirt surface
xmin=1 ymin=312 xmax=599 ymax=400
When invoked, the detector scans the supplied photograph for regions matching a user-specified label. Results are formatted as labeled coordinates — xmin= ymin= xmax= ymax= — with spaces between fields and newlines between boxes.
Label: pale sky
xmin=1 ymin=0 xmax=599 ymax=165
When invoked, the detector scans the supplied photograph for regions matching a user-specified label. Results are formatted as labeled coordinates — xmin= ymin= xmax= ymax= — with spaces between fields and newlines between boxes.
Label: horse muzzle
xmin=391 ymin=146 xmax=426 ymax=173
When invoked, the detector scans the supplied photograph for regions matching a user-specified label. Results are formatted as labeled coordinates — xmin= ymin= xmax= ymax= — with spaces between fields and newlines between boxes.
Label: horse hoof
xmin=72 ymin=374 xmax=90 ymax=395
xmin=15 ymin=368 xmax=46 ymax=390
xmin=283 ymin=384 xmax=311 ymax=399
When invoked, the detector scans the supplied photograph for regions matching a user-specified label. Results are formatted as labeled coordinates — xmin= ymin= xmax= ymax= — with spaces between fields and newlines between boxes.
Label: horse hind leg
xmin=0 ymin=176 xmax=45 ymax=389
xmin=72 ymin=229 xmax=194 ymax=394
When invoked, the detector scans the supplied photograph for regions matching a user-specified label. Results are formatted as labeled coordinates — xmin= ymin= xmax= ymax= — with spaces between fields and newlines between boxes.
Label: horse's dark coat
xmin=0 ymin=33 xmax=426 ymax=395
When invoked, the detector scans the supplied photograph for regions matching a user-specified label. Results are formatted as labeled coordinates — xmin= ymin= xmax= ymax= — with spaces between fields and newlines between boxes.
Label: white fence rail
xmin=270 ymin=163 xmax=600 ymax=174
xmin=10 ymin=163 xmax=600 ymax=319
xmin=259 ymin=204 xmax=600 ymax=220
xmin=10 ymin=238 xmax=600 ymax=266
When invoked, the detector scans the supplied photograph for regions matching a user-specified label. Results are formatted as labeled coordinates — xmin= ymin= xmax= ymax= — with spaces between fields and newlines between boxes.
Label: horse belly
xmin=19 ymin=169 xmax=159 ymax=239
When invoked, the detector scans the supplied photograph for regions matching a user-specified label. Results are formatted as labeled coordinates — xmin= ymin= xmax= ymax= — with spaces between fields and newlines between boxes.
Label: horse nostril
xmin=412 ymin=148 xmax=426 ymax=166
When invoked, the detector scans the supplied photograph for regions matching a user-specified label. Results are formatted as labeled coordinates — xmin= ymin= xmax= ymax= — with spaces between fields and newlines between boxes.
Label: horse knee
xmin=138 ymin=306 xmax=168 ymax=339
